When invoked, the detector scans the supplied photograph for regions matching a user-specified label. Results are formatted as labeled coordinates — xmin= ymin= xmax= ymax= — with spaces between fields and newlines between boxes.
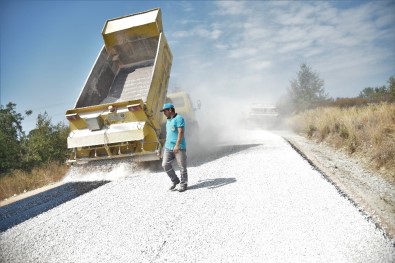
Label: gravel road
xmin=1 ymin=130 xmax=394 ymax=262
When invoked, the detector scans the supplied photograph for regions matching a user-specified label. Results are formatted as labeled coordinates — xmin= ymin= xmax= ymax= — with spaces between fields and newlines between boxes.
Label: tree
xmin=0 ymin=103 xmax=70 ymax=174
xmin=0 ymin=103 xmax=25 ymax=174
xmin=286 ymin=63 xmax=329 ymax=113
xmin=23 ymin=112 xmax=69 ymax=168
xmin=359 ymin=76 xmax=395 ymax=102
xmin=360 ymin=85 xmax=389 ymax=102
xmin=359 ymin=87 xmax=375 ymax=99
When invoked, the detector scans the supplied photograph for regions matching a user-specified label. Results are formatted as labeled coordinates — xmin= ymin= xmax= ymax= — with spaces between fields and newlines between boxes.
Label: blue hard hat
xmin=160 ymin=103 xmax=174 ymax=112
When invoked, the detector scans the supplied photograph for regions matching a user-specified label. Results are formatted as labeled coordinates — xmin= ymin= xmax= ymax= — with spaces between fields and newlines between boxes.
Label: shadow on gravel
xmin=188 ymin=178 xmax=237 ymax=190
xmin=0 ymin=181 xmax=109 ymax=232
xmin=188 ymin=144 xmax=261 ymax=167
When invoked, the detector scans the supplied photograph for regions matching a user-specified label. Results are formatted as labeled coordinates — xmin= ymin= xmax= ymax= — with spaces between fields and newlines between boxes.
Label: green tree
xmin=359 ymin=87 xmax=375 ymax=99
xmin=0 ymin=103 xmax=25 ymax=174
xmin=359 ymin=86 xmax=388 ymax=102
xmin=359 ymin=76 xmax=395 ymax=102
xmin=23 ymin=112 xmax=69 ymax=168
xmin=287 ymin=63 xmax=329 ymax=113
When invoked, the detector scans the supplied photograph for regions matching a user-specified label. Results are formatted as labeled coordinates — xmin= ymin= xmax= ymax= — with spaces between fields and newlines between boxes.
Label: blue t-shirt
xmin=165 ymin=114 xmax=186 ymax=150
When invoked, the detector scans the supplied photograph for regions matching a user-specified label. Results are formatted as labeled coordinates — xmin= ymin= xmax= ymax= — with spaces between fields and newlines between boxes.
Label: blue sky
xmin=1 ymin=0 xmax=395 ymax=132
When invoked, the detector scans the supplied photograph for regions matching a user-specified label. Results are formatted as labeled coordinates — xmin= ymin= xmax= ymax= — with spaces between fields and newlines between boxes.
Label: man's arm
xmin=173 ymin=127 xmax=184 ymax=153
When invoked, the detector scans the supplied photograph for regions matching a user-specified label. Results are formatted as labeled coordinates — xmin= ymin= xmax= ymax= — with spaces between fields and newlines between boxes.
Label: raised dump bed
xmin=65 ymin=8 xmax=172 ymax=163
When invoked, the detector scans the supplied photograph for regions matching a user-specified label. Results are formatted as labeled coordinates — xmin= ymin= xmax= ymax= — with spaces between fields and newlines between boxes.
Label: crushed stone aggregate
xmin=0 ymin=130 xmax=394 ymax=262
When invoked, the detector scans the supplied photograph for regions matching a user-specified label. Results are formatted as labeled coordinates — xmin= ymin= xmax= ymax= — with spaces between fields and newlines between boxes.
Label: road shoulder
xmin=0 ymin=182 xmax=64 ymax=207
xmin=281 ymin=131 xmax=395 ymax=242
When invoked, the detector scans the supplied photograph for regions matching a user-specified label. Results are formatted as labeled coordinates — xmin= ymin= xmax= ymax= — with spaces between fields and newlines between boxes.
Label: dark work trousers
xmin=162 ymin=148 xmax=188 ymax=186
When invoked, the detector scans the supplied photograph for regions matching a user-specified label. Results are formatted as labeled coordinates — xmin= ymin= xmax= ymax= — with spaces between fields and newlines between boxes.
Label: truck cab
xmin=166 ymin=91 xmax=200 ymax=124
xmin=161 ymin=91 xmax=200 ymax=144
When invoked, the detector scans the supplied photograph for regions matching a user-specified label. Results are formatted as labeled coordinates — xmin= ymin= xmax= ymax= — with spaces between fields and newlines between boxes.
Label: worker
xmin=160 ymin=103 xmax=188 ymax=192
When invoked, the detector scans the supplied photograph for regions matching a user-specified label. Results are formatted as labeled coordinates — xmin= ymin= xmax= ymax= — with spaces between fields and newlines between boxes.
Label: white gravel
xmin=1 ymin=130 xmax=394 ymax=262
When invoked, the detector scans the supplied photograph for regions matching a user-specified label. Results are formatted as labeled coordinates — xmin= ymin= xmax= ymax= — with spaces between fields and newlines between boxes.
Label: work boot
xmin=169 ymin=179 xmax=180 ymax=191
xmin=178 ymin=184 xmax=187 ymax=192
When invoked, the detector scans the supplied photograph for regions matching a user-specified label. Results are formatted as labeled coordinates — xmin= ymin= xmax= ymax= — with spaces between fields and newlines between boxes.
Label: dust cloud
xmin=63 ymin=158 xmax=157 ymax=182
xmin=184 ymin=89 xmax=281 ymax=142
xmin=64 ymin=89 xmax=287 ymax=182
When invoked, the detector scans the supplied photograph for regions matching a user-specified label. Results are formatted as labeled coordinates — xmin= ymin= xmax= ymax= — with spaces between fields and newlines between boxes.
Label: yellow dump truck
xmin=65 ymin=8 xmax=172 ymax=164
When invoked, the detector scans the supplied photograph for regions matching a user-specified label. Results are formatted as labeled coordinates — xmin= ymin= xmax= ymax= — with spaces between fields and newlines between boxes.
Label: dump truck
xmin=65 ymin=8 xmax=172 ymax=164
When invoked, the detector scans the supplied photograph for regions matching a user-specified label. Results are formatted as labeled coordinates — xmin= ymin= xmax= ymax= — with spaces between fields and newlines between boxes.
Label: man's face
xmin=163 ymin=108 xmax=171 ymax=118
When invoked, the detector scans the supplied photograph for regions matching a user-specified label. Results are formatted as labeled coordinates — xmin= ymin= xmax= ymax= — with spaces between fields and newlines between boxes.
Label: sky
xmin=1 ymin=0 xmax=395 ymax=133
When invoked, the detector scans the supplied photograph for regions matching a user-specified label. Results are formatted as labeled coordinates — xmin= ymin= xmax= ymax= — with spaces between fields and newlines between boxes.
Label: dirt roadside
xmin=0 ymin=182 xmax=64 ymax=207
xmin=281 ymin=131 xmax=395 ymax=242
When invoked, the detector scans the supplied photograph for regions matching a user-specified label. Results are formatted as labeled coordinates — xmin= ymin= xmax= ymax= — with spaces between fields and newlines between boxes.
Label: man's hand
xmin=173 ymin=145 xmax=180 ymax=153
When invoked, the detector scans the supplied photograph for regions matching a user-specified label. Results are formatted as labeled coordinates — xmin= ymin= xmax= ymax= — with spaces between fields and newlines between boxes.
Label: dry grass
xmin=289 ymin=102 xmax=395 ymax=183
xmin=0 ymin=162 xmax=69 ymax=200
